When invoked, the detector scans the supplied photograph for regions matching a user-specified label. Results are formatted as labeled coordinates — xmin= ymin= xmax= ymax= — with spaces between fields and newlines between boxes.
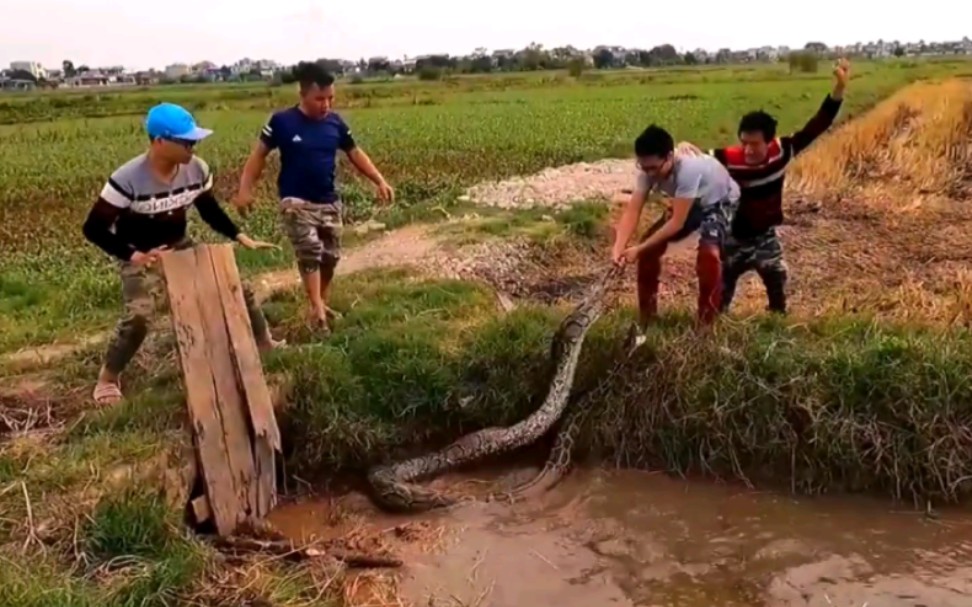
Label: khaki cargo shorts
xmin=279 ymin=197 xmax=343 ymax=275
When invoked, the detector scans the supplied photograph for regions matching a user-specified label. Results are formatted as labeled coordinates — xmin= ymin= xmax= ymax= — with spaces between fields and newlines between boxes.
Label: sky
xmin=2 ymin=0 xmax=968 ymax=71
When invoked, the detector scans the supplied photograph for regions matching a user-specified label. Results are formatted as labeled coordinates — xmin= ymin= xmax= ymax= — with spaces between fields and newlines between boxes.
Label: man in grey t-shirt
xmin=611 ymin=124 xmax=739 ymax=327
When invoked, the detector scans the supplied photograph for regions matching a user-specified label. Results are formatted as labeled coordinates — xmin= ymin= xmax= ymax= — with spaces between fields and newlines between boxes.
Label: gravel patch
xmin=462 ymin=159 xmax=637 ymax=210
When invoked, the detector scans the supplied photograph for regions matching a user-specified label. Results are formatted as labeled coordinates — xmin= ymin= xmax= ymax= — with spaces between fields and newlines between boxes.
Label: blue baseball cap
xmin=145 ymin=102 xmax=213 ymax=141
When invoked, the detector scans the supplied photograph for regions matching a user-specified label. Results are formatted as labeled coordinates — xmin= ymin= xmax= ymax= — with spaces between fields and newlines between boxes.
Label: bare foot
xmin=306 ymin=308 xmax=332 ymax=336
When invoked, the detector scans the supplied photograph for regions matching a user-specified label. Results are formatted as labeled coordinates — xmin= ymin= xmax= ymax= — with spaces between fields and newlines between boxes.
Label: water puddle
xmin=268 ymin=467 xmax=972 ymax=606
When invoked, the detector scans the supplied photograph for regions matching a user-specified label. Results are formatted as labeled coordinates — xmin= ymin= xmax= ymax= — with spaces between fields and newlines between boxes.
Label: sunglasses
xmin=164 ymin=137 xmax=197 ymax=149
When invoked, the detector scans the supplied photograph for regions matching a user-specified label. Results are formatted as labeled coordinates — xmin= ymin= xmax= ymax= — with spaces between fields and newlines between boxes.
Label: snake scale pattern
xmin=488 ymin=324 xmax=641 ymax=502
xmin=366 ymin=265 xmax=622 ymax=513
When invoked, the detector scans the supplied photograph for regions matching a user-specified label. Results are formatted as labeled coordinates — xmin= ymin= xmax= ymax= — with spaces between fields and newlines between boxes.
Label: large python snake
xmin=485 ymin=325 xmax=641 ymax=503
xmin=366 ymin=264 xmax=623 ymax=513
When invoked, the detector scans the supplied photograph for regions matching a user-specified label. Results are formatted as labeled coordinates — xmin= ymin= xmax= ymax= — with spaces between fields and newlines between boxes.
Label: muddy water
xmin=269 ymin=468 xmax=972 ymax=607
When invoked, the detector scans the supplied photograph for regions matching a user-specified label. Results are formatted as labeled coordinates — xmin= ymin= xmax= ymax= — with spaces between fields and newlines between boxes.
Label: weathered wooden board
xmin=161 ymin=244 xmax=281 ymax=535
xmin=160 ymin=249 xmax=241 ymax=536
xmin=209 ymin=245 xmax=280 ymax=516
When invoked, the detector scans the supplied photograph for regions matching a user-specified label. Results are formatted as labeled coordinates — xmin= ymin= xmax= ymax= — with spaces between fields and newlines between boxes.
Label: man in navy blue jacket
xmin=234 ymin=61 xmax=394 ymax=333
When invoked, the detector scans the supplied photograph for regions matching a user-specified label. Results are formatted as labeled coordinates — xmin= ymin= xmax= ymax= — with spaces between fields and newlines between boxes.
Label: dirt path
xmin=249 ymin=223 xmax=443 ymax=301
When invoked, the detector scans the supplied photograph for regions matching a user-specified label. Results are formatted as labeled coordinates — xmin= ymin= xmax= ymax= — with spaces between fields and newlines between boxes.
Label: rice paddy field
xmin=3 ymin=58 xmax=972 ymax=607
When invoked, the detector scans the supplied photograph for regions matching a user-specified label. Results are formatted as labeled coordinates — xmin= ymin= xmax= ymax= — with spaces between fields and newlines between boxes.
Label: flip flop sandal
xmin=92 ymin=382 xmax=123 ymax=406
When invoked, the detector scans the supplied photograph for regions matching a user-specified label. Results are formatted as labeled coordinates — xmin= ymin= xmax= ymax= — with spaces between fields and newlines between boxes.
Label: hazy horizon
xmin=3 ymin=0 xmax=968 ymax=71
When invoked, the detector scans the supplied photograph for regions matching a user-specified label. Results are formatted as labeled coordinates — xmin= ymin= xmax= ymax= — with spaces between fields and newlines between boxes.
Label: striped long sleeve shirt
xmin=709 ymin=94 xmax=843 ymax=239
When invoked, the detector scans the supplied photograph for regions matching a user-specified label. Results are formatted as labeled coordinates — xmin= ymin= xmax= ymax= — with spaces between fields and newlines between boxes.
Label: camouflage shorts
xmin=279 ymin=198 xmax=343 ymax=275
xmin=723 ymin=227 xmax=787 ymax=276
xmin=118 ymin=237 xmax=196 ymax=319
xmin=643 ymin=197 xmax=736 ymax=248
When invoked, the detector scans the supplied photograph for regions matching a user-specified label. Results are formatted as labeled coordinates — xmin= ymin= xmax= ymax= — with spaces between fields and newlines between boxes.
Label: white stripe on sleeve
xmin=100 ymin=180 xmax=133 ymax=208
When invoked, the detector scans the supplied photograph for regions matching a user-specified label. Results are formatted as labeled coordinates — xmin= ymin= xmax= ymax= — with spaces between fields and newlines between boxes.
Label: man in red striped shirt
xmin=677 ymin=58 xmax=850 ymax=315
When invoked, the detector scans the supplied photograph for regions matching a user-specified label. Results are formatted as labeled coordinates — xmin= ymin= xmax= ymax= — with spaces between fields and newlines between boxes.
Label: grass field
xmin=2 ymin=58 xmax=971 ymax=352
xmin=3 ymin=58 xmax=972 ymax=606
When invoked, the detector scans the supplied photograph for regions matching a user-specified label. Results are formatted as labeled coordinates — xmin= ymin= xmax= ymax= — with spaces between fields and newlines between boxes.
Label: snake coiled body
xmin=366 ymin=265 xmax=621 ymax=513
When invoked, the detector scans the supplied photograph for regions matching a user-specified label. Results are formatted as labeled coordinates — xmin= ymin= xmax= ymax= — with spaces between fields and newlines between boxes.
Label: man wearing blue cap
xmin=82 ymin=102 xmax=280 ymax=406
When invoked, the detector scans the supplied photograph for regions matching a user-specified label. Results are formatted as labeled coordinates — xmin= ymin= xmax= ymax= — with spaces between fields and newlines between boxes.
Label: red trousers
xmin=635 ymin=240 xmax=723 ymax=327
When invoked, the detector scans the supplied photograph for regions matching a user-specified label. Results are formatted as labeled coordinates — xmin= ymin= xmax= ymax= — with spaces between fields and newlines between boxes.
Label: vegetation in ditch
xmin=267 ymin=272 xmax=972 ymax=504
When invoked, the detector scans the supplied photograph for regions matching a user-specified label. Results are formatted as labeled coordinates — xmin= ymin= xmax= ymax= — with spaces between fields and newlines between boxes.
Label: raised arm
xmin=789 ymin=58 xmax=849 ymax=155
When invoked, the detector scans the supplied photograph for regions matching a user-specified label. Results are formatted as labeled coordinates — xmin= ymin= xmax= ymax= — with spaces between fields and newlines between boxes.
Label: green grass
xmin=4 ymin=265 xmax=972 ymax=604
xmin=1 ymin=58 xmax=970 ymax=353
xmin=28 ymin=265 xmax=964 ymax=504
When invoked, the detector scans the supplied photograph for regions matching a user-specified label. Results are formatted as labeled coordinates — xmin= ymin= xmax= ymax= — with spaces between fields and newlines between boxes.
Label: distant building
xmin=63 ymin=73 xmax=108 ymax=87
xmin=0 ymin=78 xmax=36 ymax=91
xmin=9 ymin=61 xmax=46 ymax=79
xmin=231 ymin=58 xmax=250 ymax=74
xmin=63 ymin=69 xmax=136 ymax=88
xmin=164 ymin=63 xmax=190 ymax=79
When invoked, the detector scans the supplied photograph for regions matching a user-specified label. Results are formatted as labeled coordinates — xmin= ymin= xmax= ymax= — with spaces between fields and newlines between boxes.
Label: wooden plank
xmin=191 ymin=496 xmax=212 ymax=525
xmin=209 ymin=245 xmax=281 ymax=449
xmin=208 ymin=244 xmax=280 ymax=517
xmin=192 ymin=246 xmax=259 ymax=520
xmin=160 ymin=249 xmax=240 ymax=536
xmin=252 ymin=438 xmax=277 ymax=517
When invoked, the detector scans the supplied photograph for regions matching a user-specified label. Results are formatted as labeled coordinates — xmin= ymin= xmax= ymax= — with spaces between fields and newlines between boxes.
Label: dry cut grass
xmin=789 ymin=78 xmax=972 ymax=203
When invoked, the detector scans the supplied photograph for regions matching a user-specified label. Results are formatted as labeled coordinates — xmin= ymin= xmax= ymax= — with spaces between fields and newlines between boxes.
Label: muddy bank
xmin=269 ymin=467 xmax=972 ymax=607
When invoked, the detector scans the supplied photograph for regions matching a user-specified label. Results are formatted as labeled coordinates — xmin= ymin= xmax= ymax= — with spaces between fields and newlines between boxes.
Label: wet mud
xmin=268 ymin=467 xmax=972 ymax=607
